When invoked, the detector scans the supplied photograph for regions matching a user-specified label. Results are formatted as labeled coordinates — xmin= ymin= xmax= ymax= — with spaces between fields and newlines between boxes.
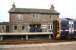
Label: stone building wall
xmin=0 ymin=25 xmax=6 ymax=32
xmin=9 ymin=13 xmax=57 ymax=32
xmin=9 ymin=13 xmax=33 ymax=32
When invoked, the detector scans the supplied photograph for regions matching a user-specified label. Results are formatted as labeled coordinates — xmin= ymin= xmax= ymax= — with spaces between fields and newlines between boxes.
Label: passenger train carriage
xmin=60 ymin=18 xmax=76 ymax=39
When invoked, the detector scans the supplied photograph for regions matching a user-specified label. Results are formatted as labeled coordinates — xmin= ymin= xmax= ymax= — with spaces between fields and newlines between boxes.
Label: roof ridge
xmin=9 ymin=7 xmax=59 ymax=14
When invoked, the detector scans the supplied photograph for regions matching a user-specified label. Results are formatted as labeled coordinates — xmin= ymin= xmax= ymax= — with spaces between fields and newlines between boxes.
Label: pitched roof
xmin=0 ymin=22 xmax=9 ymax=25
xmin=9 ymin=8 xmax=59 ymax=14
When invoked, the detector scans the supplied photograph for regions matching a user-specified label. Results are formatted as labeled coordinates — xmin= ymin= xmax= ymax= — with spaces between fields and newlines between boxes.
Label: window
xmin=22 ymin=26 xmax=25 ymax=30
xmin=14 ymin=26 xmax=17 ymax=30
xmin=41 ymin=25 xmax=47 ymax=32
xmin=48 ymin=24 xmax=53 ymax=29
xmin=16 ymin=14 xmax=23 ymax=21
xmin=48 ymin=25 xmax=53 ymax=32
xmin=42 ymin=28 xmax=47 ymax=32
xmin=51 ymin=25 xmax=52 ymax=29
xmin=48 ymin=25 xmax=50 ymax=29
xmin=33 ymin=14 xmax=39 ymax=21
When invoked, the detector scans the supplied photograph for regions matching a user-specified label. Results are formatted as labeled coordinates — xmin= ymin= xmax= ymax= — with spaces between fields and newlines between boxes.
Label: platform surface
xmin=0 ymin=32 xmax=52 ymax=35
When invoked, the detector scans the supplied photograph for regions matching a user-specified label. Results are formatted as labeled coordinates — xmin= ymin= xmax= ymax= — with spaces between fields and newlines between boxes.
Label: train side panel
xmin=74 ymin=20 xmax=76 ymax=38
xmin=61 ymin=19 xmax=69 ymax=39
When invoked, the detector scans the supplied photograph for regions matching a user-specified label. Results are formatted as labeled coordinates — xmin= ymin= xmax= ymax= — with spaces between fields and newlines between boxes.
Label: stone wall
xmin=0 ymin=25 xmax=6 ymax=32
xmin=9 ymin=13 xmax=59 ymax=32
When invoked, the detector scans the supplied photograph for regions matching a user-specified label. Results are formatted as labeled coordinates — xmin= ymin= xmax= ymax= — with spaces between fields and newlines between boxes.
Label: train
xmin=60 ymin=18 xmax=76 ymax=39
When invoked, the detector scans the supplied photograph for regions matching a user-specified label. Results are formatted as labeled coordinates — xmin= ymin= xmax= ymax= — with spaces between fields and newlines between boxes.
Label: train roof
xmin=61 ymin=18 xmax=76 ymax=21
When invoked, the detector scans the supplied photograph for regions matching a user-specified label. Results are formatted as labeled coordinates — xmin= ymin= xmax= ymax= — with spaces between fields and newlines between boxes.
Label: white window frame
xmin=33 ymin=14 xmax=39 ymax=22
xmin=16 ymin=14 xmax=23 ymax=21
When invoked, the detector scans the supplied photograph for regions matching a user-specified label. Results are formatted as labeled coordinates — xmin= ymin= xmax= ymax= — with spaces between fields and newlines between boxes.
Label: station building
xmin=0 ymin=3 xmax=60 ymax=40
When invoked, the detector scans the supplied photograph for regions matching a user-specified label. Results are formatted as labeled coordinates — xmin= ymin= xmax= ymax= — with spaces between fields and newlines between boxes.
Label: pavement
xmin=0 ymin=41 xmax=76 ymax=50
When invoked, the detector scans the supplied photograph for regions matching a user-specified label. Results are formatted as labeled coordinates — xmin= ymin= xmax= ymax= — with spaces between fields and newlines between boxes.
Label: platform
xmin=0 ymin=32 xmax=52 ymax=35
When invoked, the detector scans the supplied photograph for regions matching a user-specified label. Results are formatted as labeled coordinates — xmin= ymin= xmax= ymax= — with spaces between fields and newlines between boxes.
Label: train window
xmin=69 ymin=24 xmax=74 ymax=28
xmin=72 ymin=24 xmax=74 ymax=27
xmin=62 ymin=22 xmax=68 ymax=27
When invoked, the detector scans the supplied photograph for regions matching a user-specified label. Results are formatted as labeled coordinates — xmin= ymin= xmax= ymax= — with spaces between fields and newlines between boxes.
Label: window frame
xmin=14 ymin=25 xmax=17 ymax=30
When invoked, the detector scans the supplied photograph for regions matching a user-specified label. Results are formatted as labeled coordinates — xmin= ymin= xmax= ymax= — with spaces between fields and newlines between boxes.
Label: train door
xmin=67 ymin=20 xmax=74 ymax=39
xmin=61 ymin=20 xmax=69 ymax=39
xmin=74 ymin=21 xmax=76 ymax=37
xmin=69 ymin=20 xmax=74 ymax=34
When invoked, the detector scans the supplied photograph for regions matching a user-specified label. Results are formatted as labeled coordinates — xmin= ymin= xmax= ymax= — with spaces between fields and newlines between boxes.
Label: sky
xmin=0 ymin=0 xmax=76 ymax=22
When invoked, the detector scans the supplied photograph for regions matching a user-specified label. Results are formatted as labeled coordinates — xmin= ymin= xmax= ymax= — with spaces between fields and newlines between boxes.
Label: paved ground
xmin=0 ymin=41 xmax=76 ymax=50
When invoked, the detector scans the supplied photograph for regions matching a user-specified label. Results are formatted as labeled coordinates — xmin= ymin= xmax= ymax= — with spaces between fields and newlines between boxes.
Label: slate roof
xmin=9 ymin=8 xmax=59 ymax=14
xmin=0 ymin=22 xmax=9 ymax=25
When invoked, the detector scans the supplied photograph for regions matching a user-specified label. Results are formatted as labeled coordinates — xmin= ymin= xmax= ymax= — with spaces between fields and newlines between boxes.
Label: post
xmin=0 ymin=36 xmax=3 ymax=40
xmin=26 ymin=35 xmax=28 ymax=40
xmin=49 ymin=34 xmax=51 ymax=39
xmin=28 ymin=26 xmax=30 ymax=32
xmin=21 ymin=36 xmax=24 ymax=40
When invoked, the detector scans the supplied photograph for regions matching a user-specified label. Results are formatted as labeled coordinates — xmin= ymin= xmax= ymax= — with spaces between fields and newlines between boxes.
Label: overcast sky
xmin=0 ymin=0 xmax=76 ymax=22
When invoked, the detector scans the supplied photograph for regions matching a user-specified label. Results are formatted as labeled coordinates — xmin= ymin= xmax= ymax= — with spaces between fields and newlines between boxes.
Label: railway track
xmin=0 ymin=39 xmax=76 ymax=45
xmin=0 ymin=40 xmax=51 ymax=45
